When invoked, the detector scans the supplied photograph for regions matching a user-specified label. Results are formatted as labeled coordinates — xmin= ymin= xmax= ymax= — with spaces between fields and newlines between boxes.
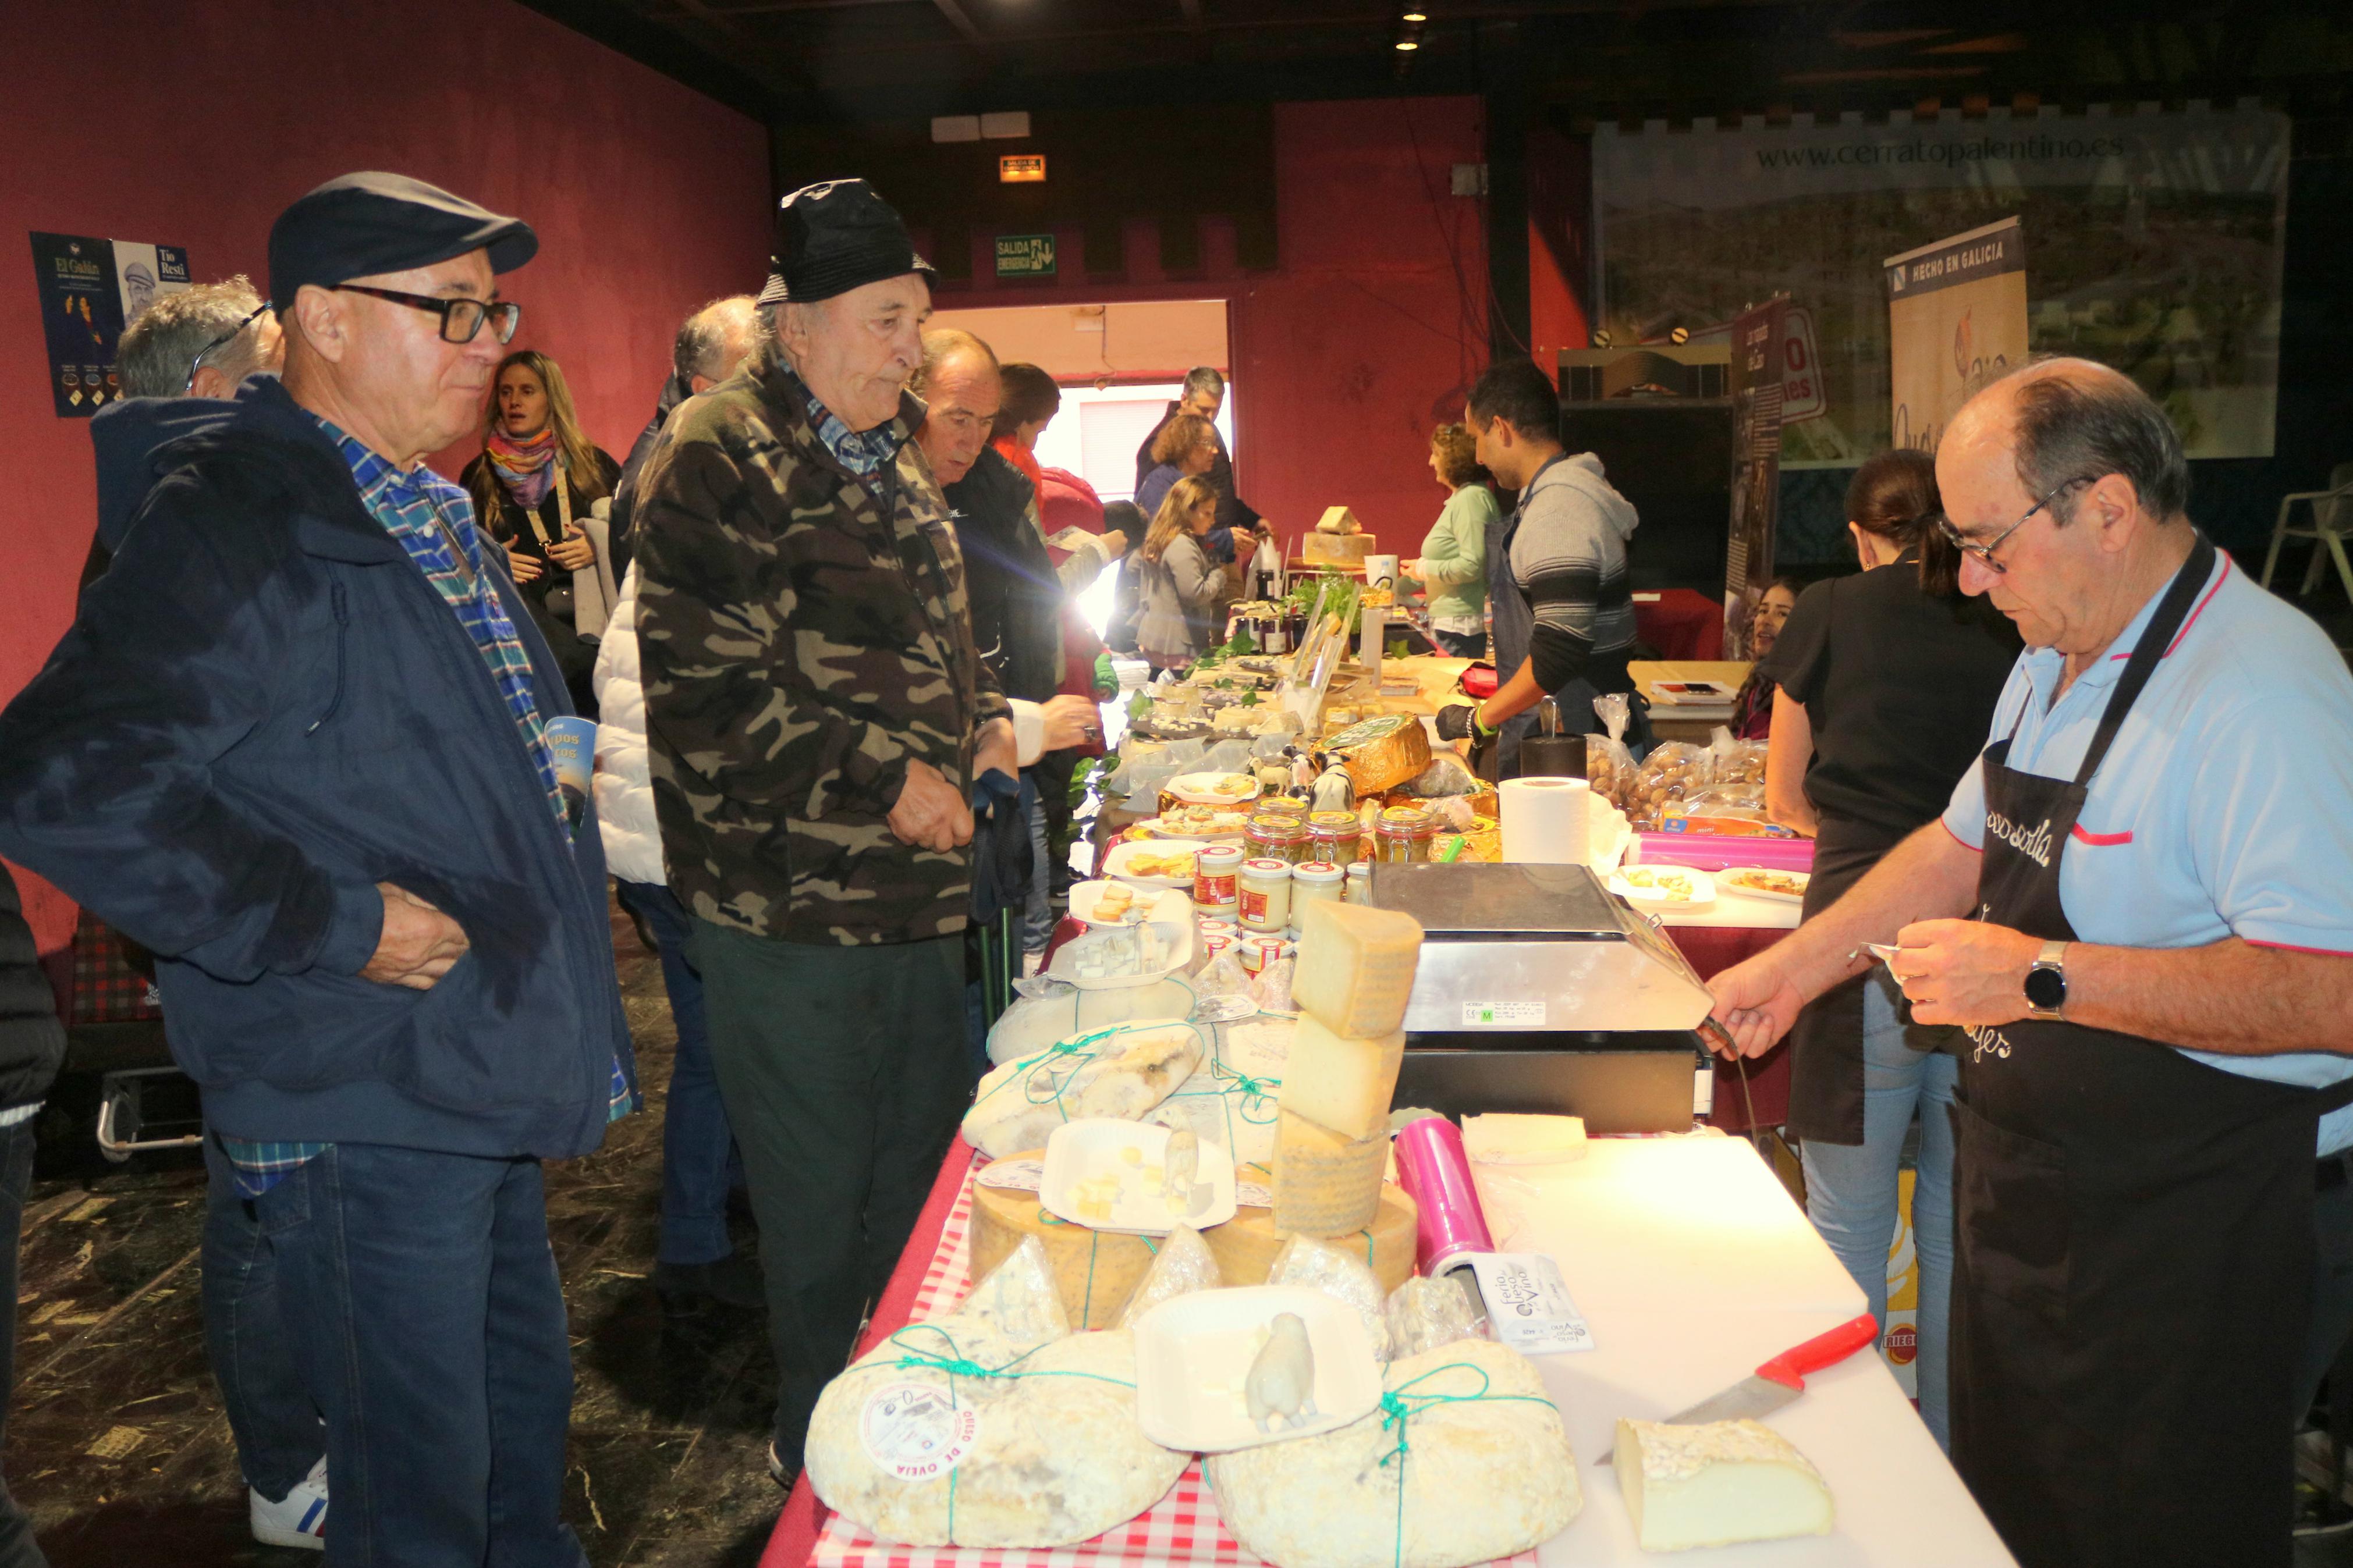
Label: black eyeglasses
xmin=1935 ymin=475 xmax=2093 ymax=576
xmin=183 ymin=301 xmax=273 ymax=394
xmin=335 ymin=285 xmax=521 ymax=346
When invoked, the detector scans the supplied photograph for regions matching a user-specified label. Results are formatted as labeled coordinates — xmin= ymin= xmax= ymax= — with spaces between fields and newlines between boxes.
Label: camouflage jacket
xmin=631 ymin=353 xmax=1007 ymax=945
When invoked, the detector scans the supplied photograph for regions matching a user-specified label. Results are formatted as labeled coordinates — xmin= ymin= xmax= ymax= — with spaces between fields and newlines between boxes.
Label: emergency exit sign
xmin=998 ymin=154 xmax=1046 ymax=183
xmin=995 ymin=234 xmax=1056 ymax=278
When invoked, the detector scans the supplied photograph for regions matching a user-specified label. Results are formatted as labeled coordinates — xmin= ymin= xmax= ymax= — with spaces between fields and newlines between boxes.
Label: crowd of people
xmin=0 ymin=158 xmax=2349 ymax=1568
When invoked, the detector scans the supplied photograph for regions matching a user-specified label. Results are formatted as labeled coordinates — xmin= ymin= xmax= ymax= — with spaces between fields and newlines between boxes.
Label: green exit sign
xmin=995 ymin=234 xmax=1056 ymax=278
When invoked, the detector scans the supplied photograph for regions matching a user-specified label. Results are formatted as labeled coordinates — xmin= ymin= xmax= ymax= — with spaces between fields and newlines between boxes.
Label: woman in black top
xmin=460 ymin=350 xmax=622 ymax=719
xmin=1756 ymin=449 xmax=2021 ymax=1454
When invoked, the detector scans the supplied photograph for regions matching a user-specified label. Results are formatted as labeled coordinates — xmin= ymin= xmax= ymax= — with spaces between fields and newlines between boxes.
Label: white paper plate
xmin=1103 ymin=838 xmax=1208 ymax=889
xmin=1607 ymin=867 xmax=1718 ymax=909
xmin=1070 ymin=879 xmax=1163 ymax=929
xmin=1040 ymin=1117 xmax=1237 ymax=1236
xmin=1131 ymin=813 xmax=1251 ymax=842
xmin=1045 ymin=895 xmax=1197 ymax=991
xmin=1166 ymin=771 xmax=1263 ymax=806
xmin=1717 ymin=867 xmax=1810 ymax=904
xmin=1131 ymin=1285 xmax=1384 ymax=1453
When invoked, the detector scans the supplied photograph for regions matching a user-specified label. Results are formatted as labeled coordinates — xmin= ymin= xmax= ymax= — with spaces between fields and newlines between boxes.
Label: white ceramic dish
xmin=1133 ymin=811 xmax=1252 ymax=842
xmin=1718 ymin=867 xmax=1810 ymax=904
xmin=1607 ymin=866 xmax=1718 ymax=909
xmin=1070 ymin=879 xmax=1179 ymax=929
xmin=1103 ymin=838 xmax=1208 ymax=888
xmin=1166 ymin=770 xmax=1263 ymax=807
xmin=1040 ymin=1117 xmax=1237 ymax=1236
xmin=1131 ymin=1285 xmax=1385 ymax=1453
xmin=1045 ymin=899 xmax=1196 ymax=991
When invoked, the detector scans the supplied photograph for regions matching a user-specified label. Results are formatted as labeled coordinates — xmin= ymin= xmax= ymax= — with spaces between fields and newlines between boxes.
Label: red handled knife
xmin=1606 ymin=1312 xmax=1880 ymax=1458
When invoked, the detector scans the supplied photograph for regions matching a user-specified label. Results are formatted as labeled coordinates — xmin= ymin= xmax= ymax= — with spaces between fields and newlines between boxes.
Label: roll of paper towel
xmin=1361 ymin=553 xmax=1401 ymax=588
xmin=1501 ymin=776 xmax=1591 ymax=865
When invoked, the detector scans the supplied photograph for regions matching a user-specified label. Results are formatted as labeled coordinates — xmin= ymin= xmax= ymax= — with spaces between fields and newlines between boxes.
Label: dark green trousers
xmin=691 ymin=922 xmax=971 ymax=1463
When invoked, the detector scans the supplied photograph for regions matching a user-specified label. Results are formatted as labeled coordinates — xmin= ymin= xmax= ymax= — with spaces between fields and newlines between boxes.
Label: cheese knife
xmin=1606 ymin=1313 xmax=1880 ymax=1458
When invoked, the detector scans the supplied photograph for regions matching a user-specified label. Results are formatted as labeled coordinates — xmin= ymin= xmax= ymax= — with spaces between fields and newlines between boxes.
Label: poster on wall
xmin=1591 ymin=106 xmax=2290 ymax=465
xmin=1886 ymin=218 xmax=2029 ymax=454
xmin=1723 ymin=296 xmax=1788 ymax=660
xmin=27 ymin=232 xmax=190 ymax=418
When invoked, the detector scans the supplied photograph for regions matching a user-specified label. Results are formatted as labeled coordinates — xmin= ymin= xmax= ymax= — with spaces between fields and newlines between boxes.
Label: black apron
xmin=1948 ymin=538 xmax=2353 ymax=1568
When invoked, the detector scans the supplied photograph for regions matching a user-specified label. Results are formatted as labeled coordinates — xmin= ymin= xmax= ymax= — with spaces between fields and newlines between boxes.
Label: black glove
xmin=1436 ymin=703 xmax=1479 ymax=743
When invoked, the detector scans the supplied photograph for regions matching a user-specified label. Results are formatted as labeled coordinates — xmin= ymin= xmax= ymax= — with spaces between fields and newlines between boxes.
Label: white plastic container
xmin=1039 ymin=1118 xmax=1237 ymax=1236
xmin=1131 ymin=1285 xmax=1385 ymax=1453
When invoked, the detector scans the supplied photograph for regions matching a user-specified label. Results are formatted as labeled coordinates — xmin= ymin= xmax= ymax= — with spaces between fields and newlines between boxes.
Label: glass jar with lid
xmin=1374 ymin=806 xmax=1437 ymax=863
xmin=1290 ymin=861 xmax=1343 ymax=925
xmin=1305 ymin=810 xmax=1364 ymax=866
xmin=1238 ymin=859 xmax=1293 ymax=933
xmin=1244 ymin=816 xmax=1308 ymax=864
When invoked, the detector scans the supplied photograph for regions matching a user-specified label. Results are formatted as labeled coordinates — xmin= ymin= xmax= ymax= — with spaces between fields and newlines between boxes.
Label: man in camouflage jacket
xmin=630 ymin=180 xmax=1014 ymax=1480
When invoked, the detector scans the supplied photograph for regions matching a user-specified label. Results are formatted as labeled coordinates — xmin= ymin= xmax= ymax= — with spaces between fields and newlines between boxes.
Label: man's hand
xmin=1893 ymin=918 xmax=2042 ymax=1028
xmin=1040 ymin=695 xmax=1102 ymax=752
xmin=1100 ymin=529 xmax=1130 ymax=560
xmin=974 ymin=717 xmax=1018 ymax=781
xmin=546 ymin=525 xmax=597 ymax=572
xmin=507 ymin=550 xmax=545 ymax=585
xmin=889 ymin=759 xmax=974 ymax=854
xmin=1705 ymin=955 xmax=1807 ymax=1059
xmin=360 ymin=882 xmax=470 ymax=991
xmin=1435 ymin=703 xmax=1485 ymax=743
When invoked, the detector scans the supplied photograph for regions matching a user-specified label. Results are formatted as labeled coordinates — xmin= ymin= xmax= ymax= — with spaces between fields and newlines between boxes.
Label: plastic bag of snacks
xmin=1706 ymin=728 xmax=1768 ymax=809
xmin=1586 ymin=694 xmax=1638 ymax=811
xmin=1626 ymin=741 xmax=1709 ymax=831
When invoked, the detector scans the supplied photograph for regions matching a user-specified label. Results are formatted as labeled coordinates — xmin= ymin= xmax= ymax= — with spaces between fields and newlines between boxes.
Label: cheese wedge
xmin=1293 ymin=900 xmax=1422 ymax=1040
xmin=1461 ymin=1113 xmax=1588 ymax=1165
xmin=1272 ymin=1108 xmax=1389 ymax=1236
xmin=1277 ymin=1014 xmax=1406 ymax=1143
xmin=1612 ymin=1418 xmax=1834 ymax=1553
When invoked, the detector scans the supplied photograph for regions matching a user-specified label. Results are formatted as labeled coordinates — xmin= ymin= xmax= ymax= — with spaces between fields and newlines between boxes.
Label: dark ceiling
xmin=524 ymin=0 xmax=2353 ymax=129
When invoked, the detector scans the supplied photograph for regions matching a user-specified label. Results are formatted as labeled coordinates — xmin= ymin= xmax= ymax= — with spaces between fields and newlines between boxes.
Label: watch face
xmin=2025 ymin=965 xmax=2066 ymax=1011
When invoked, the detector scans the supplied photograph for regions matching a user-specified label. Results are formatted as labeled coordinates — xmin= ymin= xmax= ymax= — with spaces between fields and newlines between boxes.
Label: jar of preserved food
xmin=1244 ymin=816 xmax=1308 ymax=863
xmin=1239 ymin=934 xmax=1289 ymax=977
xmin=1193 ymin=844 xmax=1243 ymax=915
xmin=1374 ymin=806 xmax=1436 ymax=863
xmin=1238 ymin=859 xmax=1293 ymax=933
xmin=1290 ymin=861 xmax=1343 ymax=925
xmin=1344 ymin=862 xmax=1371 ymax=901
xmin=1305 ymin=810 xmax=1364 ymax=866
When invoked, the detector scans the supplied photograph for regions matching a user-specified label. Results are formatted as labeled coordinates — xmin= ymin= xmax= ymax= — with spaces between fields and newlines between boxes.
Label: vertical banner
xmin=27 ymin=232 xmax=190 ymax=418
xmin=1723 ymin=296 xmax=1788 ymax=659
xmin=1884 ymin=217 xmax=2028 ymax=453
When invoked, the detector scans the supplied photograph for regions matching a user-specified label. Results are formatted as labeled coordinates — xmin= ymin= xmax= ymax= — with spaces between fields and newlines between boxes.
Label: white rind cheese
xmin=963 ymin=1020 xmax=1204 ymax=1160
xmin=1291 ymin=901 xmax=1422 ymax=1040
xmin=1277 ymin=1015 xmax=1406 ymax=1143
xmin=1612 ymin=1417 xmax=1834 ymax=1553
xmin=1461 ymin=1113 xmax=1588 ymax=1165
xmin=1208 ymin=1338 xmax=1580 ymax=1568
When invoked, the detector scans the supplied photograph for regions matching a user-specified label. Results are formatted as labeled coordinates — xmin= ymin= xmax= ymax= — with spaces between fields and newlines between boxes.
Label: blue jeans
xmin=616 ymin=880 xmax=738 ymax=1266
xmin=200 ymin=1130 xmax=322 ymax=1500
xmin=1798 ymin=970 xmax=1958 ymax=1451
xmin=1021 ymin=783 xmax=1053 ymax=955
xmin=253 ymin=1144 xmax=585 ymax=1568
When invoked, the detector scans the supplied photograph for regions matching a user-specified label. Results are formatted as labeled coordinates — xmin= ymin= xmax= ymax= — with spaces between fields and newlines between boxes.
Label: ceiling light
xmin=1403 ymin=8 xmax=1428 ymax=20
xmin=1394 ymin=38 xmax=1419 ymax=50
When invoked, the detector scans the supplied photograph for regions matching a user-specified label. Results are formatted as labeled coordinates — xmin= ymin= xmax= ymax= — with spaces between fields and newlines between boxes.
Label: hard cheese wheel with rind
xmin=1323 ymin=713 xmax=1432 ymax=795
xmin=1207 ymin=1339 xmax=1580 ymax=1568
xmin=1277 ymin=1014 xmax=1406 ymax=1142
xmin=1612 ymin=1417 xmax=1834 ymax=1552
xmin=1273 ymin=1108 xmax=1391 ymax=1237
xmin=1291 ymin=901 xmax=1422 ymax=1040
xmin=969 ymin=1163 xmax=1156 ymax=1331
xmin=1203 ymin=1176 xmax=1418 ymax=1296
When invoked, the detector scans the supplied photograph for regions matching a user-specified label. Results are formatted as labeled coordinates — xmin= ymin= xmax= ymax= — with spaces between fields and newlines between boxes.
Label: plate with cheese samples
xmin=1131 ymin=1284 xmax=1385 ymax=1453
xmin=1607 ymin=866 xmax=1717 ymax=909
xmin=1103 ymin=838 xmax=1206 ymax=888
xmin=1041 ymin=1118 xmax=1237 ymax=1236
xmin=1167 ymin=770 xmax=1264 ymax=806
xmin=1070 ymin=881 xmax=1190 ymax=931
xmin=1045 ymin=908 xmax=1195 ymax=991
xmin=1719 ymin=867 xmax=1811 ymax=904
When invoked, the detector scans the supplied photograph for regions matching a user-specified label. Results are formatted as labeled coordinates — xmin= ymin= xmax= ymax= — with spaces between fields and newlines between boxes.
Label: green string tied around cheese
xmin=881 ymin=1321 xmax=1138 ymax=1543
xmin=973 ymin=1019 xmax=1198 ymax=1125
xmin=1373 ymin=1360 xmax=1559 ymax=1568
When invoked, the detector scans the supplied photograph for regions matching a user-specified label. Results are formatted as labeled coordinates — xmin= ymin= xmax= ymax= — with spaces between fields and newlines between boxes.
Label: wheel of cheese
xmin=1324 ymin=713 xmax=1432 ymax=795
xmin=968 ymin=1170 xmax=1155 ymax=1331
xmin=1205 ymin=1169 xmax=1418 ymax=1296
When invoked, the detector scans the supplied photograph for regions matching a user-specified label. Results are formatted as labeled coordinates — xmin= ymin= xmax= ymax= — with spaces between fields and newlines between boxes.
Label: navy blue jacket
xmin=0 ymin=377 xmax=634 ymax=1160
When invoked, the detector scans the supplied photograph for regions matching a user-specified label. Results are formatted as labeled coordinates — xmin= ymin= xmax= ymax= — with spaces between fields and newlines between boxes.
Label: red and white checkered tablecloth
xmin=808 ymin=1151 xmax=1539 ymax=1568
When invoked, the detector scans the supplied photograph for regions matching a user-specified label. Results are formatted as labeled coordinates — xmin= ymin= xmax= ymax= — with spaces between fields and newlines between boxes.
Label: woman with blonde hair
xmin=1131 ymin=475 xmax=1226 ymax=670
xmin=460 ymin=349 xmax=621 ymax=716
xmin=1404 ymin=422 xmax=1496 ymax=657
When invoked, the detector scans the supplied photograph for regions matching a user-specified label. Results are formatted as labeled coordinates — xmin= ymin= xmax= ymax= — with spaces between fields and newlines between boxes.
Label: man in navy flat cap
xmin=0 ymin=172 xmax=634 ymax=1566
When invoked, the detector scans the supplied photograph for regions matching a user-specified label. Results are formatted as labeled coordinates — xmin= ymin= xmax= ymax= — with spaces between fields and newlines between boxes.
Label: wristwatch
xmin=2024 ymin=940 xmax=2070 ymax=1021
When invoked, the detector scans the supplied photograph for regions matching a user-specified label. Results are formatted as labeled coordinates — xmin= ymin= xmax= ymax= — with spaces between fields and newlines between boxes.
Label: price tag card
xmin=1464 ymin=1253 xmax=1593 ymax=1355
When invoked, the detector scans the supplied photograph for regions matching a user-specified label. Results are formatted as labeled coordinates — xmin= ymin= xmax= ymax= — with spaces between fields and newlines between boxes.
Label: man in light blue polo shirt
xmin=1706 ymin=358 xmax=2353 ymax=1568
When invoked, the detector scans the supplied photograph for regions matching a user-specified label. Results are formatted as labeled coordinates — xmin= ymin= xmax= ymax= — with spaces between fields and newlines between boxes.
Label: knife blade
xmin=1605 ymin=1312 xmax=1879 ymax=1459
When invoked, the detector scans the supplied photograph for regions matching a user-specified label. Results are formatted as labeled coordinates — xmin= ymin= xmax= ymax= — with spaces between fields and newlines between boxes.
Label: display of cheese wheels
xmin=968 ymin=1169 xmax=1156 ymax=1329
xmin=1210 ymin=1164 xmax=1418 ymax=1296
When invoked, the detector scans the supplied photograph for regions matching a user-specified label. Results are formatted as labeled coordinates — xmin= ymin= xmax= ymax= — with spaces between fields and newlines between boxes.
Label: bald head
xmin=1948 ymin=357 xmax=2190 ymax=528
xmin=913 ymin=328 xmax=1002 ymax=487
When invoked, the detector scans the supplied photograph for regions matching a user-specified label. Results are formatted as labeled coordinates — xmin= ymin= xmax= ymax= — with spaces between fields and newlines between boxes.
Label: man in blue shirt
xmin=0 ymin=173 xmax=634 ymax=1566
xmin=1708 ymin=359 xmax=2353 ymax=1568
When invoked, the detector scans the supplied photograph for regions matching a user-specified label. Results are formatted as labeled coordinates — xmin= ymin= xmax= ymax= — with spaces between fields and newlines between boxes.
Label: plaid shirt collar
xmin=765 ymin=359 xmax=911 ymax=479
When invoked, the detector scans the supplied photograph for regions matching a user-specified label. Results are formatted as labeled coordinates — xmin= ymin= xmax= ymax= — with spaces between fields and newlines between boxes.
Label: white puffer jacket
xmin=591 ymin=563 xmax=666 ymax=887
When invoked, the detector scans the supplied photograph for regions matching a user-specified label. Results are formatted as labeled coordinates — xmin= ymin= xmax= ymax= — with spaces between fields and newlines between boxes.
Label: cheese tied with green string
xmin=962 ymin=1019 xmax=1204 ymax=1161
xmin=805 ymin=1236 xmax=1192 ymax=1548
xmin=1206 ymin=1338 xmax=1581 ymax=1568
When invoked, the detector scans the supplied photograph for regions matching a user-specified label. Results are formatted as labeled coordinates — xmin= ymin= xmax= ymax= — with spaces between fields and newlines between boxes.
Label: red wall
xmin=0 ymin=0 xmax=772 ymax=953
xmin=929 ymin=97 xmax=1490 ymax=556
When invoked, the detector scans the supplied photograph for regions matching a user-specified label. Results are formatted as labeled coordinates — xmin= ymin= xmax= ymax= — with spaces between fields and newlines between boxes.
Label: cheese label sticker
xmin=975 ymin=1159 xmax=1045 ymax=1193
xmin=1192 ymin=994 xmax=1260 ymax=1023
xmin=1462 ymin=1000 xmax=1546 ymax=1027
xmin=860 ymin=1382 xmax=983 ymax=1480
xmin=1465 ymin=1253 xmax=1594 ymax=1354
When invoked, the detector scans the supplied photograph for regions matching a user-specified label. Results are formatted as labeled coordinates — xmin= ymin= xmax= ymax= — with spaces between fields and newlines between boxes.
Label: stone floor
xmin=7 ymin=898 xmax=782 ymax=1567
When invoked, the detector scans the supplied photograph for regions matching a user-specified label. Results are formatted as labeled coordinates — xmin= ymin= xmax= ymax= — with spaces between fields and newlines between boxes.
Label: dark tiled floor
xmin=9 ymin=899 xmax=780 ymax=1567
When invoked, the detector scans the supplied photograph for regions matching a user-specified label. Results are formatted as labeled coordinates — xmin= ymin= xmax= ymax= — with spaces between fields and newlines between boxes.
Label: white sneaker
xmin=250 ymin=1455 xmax=328 ymax=1549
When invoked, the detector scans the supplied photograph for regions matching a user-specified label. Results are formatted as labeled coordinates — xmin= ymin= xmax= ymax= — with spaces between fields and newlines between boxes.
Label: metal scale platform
xmin=1365 ymin=861 xmax=1716 ymax=1133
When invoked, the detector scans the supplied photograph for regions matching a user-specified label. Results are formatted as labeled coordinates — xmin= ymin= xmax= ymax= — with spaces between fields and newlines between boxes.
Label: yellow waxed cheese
xmin=1292 ymin=900 xmax=1423 ymax=1040
xmin=1276 ymin=1014 xmax=1406 ymax=1143
xmin=1272 ymin=1108 xmax=1390 ymax=1237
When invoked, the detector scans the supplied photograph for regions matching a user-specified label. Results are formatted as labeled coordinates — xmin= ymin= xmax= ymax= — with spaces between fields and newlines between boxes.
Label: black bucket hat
xmin=755 ymin=179 xmax=934 ymax=307
xmin=269 ymin=172 xmax=535 ymax=306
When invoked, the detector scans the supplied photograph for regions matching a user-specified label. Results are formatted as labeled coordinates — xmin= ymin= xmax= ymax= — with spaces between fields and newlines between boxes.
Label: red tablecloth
xmin=1634 ymin=588 xmax=1725 ymax=662
xmin=766 ymin=923 xmax=1791 ymax=1566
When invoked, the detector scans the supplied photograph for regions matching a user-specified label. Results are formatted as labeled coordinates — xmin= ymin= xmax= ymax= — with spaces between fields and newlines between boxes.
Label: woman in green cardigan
xmin=1406 ymin=422 xmax=1498 ymax=657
